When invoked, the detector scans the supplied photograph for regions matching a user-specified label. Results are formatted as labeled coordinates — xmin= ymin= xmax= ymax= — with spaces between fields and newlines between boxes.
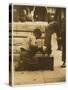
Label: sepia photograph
xmin=9 ymin=4 xmax=66 ymax=86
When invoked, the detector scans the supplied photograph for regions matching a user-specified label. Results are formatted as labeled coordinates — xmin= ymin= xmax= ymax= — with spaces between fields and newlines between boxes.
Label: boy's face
xmin=34 ymin=33 xmax=40 ymax=39
xmin=33 ymin=32 xmax=39 ymax=39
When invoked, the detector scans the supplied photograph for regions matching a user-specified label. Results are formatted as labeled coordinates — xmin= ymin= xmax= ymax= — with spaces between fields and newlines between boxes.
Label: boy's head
xmin=33 ymin=28 xmax=42 ymax=39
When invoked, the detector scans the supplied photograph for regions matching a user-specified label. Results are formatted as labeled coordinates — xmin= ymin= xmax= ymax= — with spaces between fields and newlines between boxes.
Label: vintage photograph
xmin=9 ymin=4 xmax=66 ymax=86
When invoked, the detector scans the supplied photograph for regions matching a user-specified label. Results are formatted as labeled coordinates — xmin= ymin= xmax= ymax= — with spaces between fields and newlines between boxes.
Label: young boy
xmin=15 ymin=28 xmax=45 ymax=70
